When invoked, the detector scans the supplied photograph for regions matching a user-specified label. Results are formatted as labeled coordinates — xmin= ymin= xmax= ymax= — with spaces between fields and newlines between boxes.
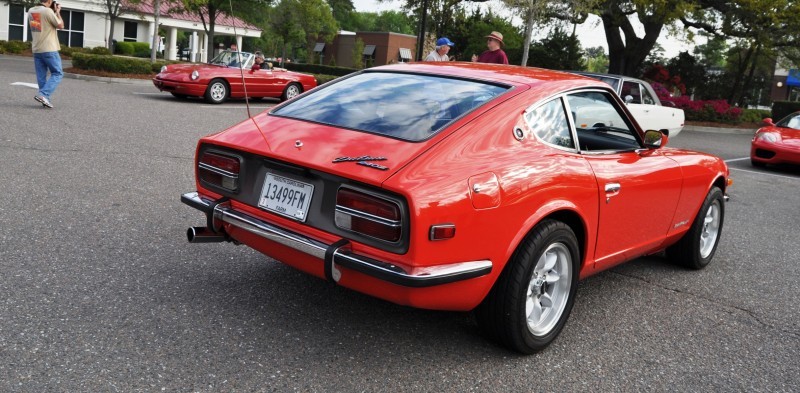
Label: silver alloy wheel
xmin=699 ymin=199 xmax=721 ymax=258
xmin=526 ymin=242 xmax=572 ymax=336
xmin=285 ymin=84 xmax=300 ymax=99
xmin=209 ymin=82 xmax=226 ymax=102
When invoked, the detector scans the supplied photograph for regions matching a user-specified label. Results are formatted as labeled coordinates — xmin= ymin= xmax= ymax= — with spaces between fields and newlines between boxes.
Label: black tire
xmin=475 ymin=219 xmax=580 ymax=354
xmin=280 ymin=83 xmax=302 ymax=101
xmin=204 ymin=79 xmax=229 ymax=104
xmin=170 ymin=92 xmax=188 ymax=99
xmin=751 ymin=159 xmax=766 ymax=168
xmin=666 ymin=186 xmax=725 ymax=269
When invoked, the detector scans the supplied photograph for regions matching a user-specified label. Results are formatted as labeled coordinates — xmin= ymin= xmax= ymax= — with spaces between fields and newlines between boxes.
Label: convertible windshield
xmin=209 ymin=50 xmax=253 ymax=68
xmin=272 ymin=72 xmax=509 ymax=141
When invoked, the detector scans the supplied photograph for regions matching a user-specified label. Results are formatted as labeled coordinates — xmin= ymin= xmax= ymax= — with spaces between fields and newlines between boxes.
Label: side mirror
xmin=624 ymin=95 xmax=634 ymax=104
xmin=643 ymin=129 xmax=668 ymax=149
xmin=763 ymin=117 xmax=775 ymax=126
xmin=661 ymin=100 xmax=676 ymax=108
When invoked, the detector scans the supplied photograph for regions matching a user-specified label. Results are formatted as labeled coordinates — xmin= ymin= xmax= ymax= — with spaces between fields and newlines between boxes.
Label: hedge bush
xmin=738 ymin=109 xmax=771 ymax=123
xmin=772 ymin=101 xmax=800 ymax=121
xmin=0 ymin=40 xmax=30 ymax=54
xmin=284 ymin=62 xmax=357 ymax=77
xmin=71 ymin=52 xmax=176 ymax=74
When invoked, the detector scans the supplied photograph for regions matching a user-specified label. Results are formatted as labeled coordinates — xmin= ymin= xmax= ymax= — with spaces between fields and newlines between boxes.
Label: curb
xmin=64 ymin=72 xmax=153 ymax=86
xmin=683 ymin=125 xmax=756 ymax=135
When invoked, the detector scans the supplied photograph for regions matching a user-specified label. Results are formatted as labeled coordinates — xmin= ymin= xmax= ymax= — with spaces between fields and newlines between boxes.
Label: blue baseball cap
xmin=436 ymin=37 xmax=455 ymax=47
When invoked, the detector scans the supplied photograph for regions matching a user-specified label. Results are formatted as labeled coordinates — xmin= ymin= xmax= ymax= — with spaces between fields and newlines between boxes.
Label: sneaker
xmin=34 ymin=95 xmax=54 ymax=108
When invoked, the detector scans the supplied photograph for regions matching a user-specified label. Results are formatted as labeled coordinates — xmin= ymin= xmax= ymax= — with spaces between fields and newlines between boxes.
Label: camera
xmin=50 ymin=1 xmax=58 ymax=10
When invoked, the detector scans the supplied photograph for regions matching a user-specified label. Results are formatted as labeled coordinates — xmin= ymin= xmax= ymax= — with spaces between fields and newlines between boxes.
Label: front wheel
xmin=475 ymin=220 xmax=579 ymax=354
xmin=281 ymin=83 xmax=302 ymax=101
xmin=204 ymin=79 xmax=229 ymax=104
xmin=666 ymin=186 xmax=725 ymax=269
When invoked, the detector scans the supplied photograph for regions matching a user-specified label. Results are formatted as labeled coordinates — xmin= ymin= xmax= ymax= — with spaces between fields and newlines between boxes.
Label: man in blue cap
xmin=425 ymin=37 xmax=454 ymax=61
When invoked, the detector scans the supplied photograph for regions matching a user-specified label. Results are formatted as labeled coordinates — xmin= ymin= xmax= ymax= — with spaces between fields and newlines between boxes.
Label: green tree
xmin=374 ymin=11 xmax=415 ymax=35
xmin=584 ymin=46 xmax=608 ymax=73
xmin=439 ymin=8 xmax=522 ymax=63
xmin=178 ymin=0 xmax=269 ymax=57
xmin=339 ymin=11 xmax=377 ymax=32
xmin=268 ymin=0 xmax=304 ymax=66
xmin=526 ymin=28 xmax=585 ymax=70
xmin=352 ymin=37 xmax=365 ymax=69
xmin=295 ymin=0 xmax=339 ymax=63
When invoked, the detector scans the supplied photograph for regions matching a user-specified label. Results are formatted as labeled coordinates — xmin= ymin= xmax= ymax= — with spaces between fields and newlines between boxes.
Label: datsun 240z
xmin=181 ymin=63 xmax=731 ymax=353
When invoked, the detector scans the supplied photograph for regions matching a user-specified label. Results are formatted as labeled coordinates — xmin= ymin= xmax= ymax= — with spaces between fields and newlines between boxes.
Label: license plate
xmin=258 ymin=173 xmax=314 ymax=222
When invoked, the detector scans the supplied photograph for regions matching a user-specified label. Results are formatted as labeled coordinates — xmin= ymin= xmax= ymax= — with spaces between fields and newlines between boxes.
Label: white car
xmin=574 ymin=72 xmax=685 ymax=137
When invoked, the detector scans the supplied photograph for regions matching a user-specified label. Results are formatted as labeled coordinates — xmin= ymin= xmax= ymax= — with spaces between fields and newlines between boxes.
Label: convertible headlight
xmin=756 ymin=132 xmax=780 ymax=143
xmin=191 ymin=70 xmax=200 ymax=80
xmin=160 ymin=65 xmax=167 ymax=73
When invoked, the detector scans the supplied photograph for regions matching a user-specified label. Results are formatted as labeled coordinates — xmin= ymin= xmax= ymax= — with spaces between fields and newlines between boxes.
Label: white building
xmin=0 ymin=0 xmax=262 ymax=62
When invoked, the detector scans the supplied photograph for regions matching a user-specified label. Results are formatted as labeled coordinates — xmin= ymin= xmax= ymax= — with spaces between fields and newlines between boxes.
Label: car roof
xmin=573 ymin=71 xmax=646 ymax=84
xmin=372 ymin=62 xmax=609 ymax=90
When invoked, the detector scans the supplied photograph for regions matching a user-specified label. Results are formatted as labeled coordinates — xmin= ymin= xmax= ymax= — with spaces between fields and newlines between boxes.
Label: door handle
xmin=605 ymin=183 xmax=621 ymax=194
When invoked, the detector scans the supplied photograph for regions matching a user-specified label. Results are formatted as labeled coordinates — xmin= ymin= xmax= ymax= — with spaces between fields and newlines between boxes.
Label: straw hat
xmin=485 ymin=31 xmax=504 ymax=47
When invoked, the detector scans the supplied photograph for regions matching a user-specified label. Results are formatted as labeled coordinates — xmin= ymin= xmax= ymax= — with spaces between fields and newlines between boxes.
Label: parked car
xmin=153 ymin=50 xmax=317 ymax=104
xmin=181 ymin=63 xmax=731 ymax=353
xmin=751 ymin=112 xmax=800 ymax=167
xmin=573 ymin=72 xmax=685 ymax=137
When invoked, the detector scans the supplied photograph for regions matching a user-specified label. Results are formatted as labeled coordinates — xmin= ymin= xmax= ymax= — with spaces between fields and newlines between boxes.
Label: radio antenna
xmin=229 ymin=0 xmax=252 ymax=119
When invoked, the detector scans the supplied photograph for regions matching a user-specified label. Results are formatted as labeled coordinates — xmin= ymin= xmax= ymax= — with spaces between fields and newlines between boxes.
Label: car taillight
xmin=335 ymin=188 xmax=401 ymax=242
xmin=198 ymin=152 xmax=241 ymax=192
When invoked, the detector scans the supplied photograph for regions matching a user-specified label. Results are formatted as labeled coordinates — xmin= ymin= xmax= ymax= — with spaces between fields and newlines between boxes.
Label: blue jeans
xmin=33 ymin=51 xmax=63 ymax=100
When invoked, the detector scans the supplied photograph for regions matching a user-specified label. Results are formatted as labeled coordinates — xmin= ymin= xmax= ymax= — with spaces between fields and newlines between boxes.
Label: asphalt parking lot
xmin=1 ymin=54 xmax=798 ymax=392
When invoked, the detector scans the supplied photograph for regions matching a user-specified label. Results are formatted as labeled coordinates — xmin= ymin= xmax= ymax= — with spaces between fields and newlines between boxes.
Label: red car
xmin=153 ymin=50 xmax=317 ymax=104
xmin=181 ymin=63 xmax=731 ymax=353
xmin=751 ymin=112 xmax=800 ymax=167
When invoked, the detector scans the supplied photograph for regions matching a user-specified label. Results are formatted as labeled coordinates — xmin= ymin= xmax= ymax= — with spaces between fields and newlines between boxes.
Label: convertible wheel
xmin=667 ymin=186 xmax=725 ymax=269
xmin=475 ymin=219 xmax=579 ymax=354
xmin=281 ymin=83 xmax=302 ymax=101
xmin=204 ymin=79 xmax=229 ymax=104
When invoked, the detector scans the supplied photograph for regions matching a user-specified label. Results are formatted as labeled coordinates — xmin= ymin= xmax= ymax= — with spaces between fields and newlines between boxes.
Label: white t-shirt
xmin=424 ymin=50 xmax=448 ymax=62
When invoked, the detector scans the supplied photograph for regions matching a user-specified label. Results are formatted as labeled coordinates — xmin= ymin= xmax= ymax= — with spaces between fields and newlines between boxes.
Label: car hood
xmin=760 ymin=126 xmax=800 ymax=146
xmin=204 ymin=111 xmax=437 ymax=187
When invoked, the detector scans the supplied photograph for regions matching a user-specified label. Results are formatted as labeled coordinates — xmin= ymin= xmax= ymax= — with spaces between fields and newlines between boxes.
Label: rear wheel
xmin=204 ymin=79 xmax=229 ymax=104
xmin=475 ymin=220 xmax=579 ymax=354
xmin=667 ymin=186 xmax=725 ymax=269
xmin=281 ymin=83 xmax=302 ymax=101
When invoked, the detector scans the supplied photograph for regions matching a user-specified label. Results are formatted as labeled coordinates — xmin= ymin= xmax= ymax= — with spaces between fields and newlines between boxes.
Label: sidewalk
xmin=682 ymin=124 xmax=757 ymax=135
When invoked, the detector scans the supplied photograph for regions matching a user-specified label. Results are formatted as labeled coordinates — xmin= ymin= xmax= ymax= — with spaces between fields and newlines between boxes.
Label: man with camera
xmin=28 ymin=0 xmax=64 ymax=108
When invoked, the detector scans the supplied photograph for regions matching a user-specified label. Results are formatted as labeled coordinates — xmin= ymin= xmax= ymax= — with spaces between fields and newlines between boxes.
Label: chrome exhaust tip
xmin=187 ymin=227 xmax=226 ymax=243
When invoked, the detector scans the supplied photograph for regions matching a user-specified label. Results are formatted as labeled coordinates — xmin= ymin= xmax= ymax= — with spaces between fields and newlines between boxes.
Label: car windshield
xmin=271 ymin=71 xmax=509 ymax=141
xmin=209 ymin=50 xmax=253 ymax=68
xmin=576 ymin=73 xmax=621 ymax=91
xmin=777 ymin=113 xmax=800 ymax=129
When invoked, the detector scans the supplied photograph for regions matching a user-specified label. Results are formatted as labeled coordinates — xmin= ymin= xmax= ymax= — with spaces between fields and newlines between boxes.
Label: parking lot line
xmin=730 ymin=166 xmax=799 ymax=180
xmin=724 ymin=157 xmax=750 ymax=163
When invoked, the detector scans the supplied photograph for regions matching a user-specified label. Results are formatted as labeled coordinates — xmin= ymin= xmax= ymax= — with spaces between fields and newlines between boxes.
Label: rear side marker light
xmin=430 ymin=224 xmax=456 ymax=241
xmin=199 ymin=152 xmax=241 ymax=192
xmin=335 ymin=188 xmax=401 ymax=242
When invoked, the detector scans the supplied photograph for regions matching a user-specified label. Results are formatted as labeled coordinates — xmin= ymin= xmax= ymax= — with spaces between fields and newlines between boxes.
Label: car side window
xmin=566 ymin=91 xmax=640 ymax=152
xmin=640 ymin=83 xmax=657 ymax=105
xmin=524 ymin=98 xmax=575 ymax=149
xmin=621 ymin=81 xmax=641 ymax=104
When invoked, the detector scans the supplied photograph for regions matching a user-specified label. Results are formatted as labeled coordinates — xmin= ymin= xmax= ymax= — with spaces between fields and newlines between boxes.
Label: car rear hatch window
xmin=271 ymin=71 xmax=510 ymax=141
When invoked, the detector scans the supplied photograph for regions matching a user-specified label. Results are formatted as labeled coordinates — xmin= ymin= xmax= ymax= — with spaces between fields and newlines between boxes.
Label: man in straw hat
xmin=471 ymin=31 xmax=509 ymax=65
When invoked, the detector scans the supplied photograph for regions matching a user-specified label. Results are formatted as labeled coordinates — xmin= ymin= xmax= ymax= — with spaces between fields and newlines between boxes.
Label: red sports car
xmin=181 ymin=63 xmax=731 ymax=353
xmin=751 ymin=112 xmax=800 ymax=167
xmin=153 ymin=50 xmax=317 ymax=104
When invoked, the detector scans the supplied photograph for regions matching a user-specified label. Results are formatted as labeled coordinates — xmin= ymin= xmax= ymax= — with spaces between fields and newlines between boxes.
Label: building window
xmin=57 ymin=10 xmax=84 ymax=47
xmin=8 ymin=4 xmax=28 ymax=41
xmin=399 ymin=48 xmax=412 ymax=63
xmin=124 ymin=21 xmax=138 ymax=42
xmin=363 ymin=44 xmax=376 ymax=66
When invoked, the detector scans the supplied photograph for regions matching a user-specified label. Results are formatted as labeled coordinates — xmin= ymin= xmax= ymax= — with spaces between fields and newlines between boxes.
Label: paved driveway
xmin=1 ymin=54 xmax=798 ymax=392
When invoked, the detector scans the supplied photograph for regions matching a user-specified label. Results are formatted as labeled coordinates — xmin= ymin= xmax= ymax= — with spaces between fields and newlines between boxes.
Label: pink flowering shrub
xmin=651 ymin=81 xmax=742 ymax=123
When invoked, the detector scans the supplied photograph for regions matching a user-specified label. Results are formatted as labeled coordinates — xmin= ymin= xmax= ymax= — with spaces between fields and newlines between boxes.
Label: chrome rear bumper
xmin=181 ymin=192 xmax=492 ymax=287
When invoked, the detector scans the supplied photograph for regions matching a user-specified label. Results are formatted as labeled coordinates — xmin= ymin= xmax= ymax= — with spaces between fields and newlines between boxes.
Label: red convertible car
xmin=181 ymin=63 xmax=731 ymax=353
xmin=751 ymin=112 xmax=800 ymax=167
xmin=153 ymin=50 xmax=317 ymax=104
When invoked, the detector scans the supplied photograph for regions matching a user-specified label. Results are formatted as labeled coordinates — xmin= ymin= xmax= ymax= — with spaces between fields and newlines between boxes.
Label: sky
xmin=350 ymin=0 xmax=700 ymax=59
